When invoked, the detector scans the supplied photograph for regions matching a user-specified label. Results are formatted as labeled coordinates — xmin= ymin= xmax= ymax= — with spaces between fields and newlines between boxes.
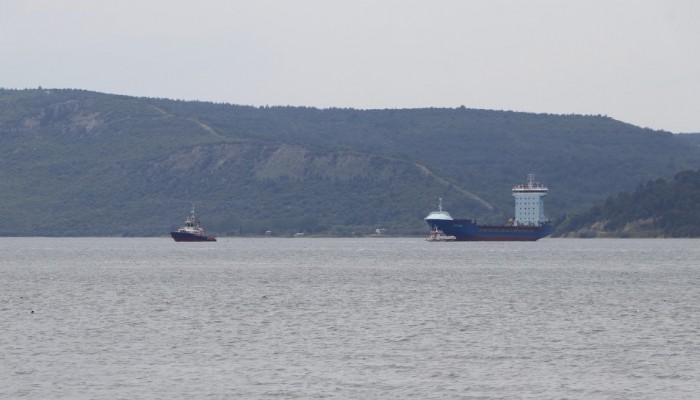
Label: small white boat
xmin=426 ymin=226 xmax=456 ymax=242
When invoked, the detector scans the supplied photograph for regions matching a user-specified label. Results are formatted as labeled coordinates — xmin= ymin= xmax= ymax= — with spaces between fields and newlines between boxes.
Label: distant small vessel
xmin=425 ymin=226 xmax=456 ymax=242
xmin=170 ymin=206 xmax=217 ymax=242
xmin=425 ymin=174 xmax=552 ymax=241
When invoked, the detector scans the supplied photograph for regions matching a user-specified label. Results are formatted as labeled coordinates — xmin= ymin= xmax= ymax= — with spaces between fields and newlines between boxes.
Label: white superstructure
xmin=425 ymin=197 xmax=453 ymax=221
xmin=512 ymin=174 xmax=548 ymax=226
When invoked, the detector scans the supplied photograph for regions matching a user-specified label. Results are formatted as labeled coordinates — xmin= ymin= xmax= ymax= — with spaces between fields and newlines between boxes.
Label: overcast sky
xmin=2 ymin=0 xmax=699 ymax=132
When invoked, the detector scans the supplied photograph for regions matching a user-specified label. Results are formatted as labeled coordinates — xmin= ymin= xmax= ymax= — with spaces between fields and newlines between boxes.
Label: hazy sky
xmin=2 ymin=0 xmax=699 ymax=132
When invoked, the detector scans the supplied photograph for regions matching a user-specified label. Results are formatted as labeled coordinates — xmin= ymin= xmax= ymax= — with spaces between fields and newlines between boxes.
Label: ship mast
xmin=526 ymin=173 xmax=535 ymax=188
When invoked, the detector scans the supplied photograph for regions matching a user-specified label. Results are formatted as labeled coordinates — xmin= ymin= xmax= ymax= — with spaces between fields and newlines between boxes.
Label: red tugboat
xmin=170 ymin=206 xmax=217 ymax=242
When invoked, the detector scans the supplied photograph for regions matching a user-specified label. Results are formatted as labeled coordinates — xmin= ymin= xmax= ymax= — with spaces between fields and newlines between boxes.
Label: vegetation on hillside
xmin=554 ymin=169 xmax=700 ymax=237
xmin=2 ymin=88 xmax=700 ymax=236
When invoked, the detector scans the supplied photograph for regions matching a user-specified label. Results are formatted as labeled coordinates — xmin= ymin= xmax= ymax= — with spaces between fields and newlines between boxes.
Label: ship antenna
xmin=438 ymin=197 xmax=443 ymax=212
xmin=527 ymin=173 xmax=535 ymax=188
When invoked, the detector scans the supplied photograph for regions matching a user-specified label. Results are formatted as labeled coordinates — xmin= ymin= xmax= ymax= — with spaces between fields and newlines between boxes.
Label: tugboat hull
xmin=170 ymin=231 xmax=217 ymax=242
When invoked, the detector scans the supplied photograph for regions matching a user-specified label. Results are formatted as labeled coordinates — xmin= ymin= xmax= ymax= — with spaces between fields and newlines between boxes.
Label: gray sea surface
xmin=2 ymin=237 xmax=700 ymax=399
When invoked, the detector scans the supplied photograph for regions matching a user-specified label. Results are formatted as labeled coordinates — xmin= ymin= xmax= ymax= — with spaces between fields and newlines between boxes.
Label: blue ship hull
xmin=426 ymin=218 xmax=552 ymax=241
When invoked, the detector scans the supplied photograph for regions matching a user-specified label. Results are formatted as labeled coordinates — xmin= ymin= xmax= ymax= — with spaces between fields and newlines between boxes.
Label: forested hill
xmin=554 ymin=169 xmax=700 ymax=237
xmin=2 ymin=88 xmax=700 ymax=236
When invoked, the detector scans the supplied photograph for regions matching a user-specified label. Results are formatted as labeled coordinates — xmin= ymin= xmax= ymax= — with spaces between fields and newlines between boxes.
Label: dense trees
xmin=555 ymin=169 xmax=700 ymax=237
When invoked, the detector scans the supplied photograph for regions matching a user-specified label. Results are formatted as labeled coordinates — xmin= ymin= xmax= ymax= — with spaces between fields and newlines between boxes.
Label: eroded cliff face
xmin=253 ymin=144 xmax=308 ymax=180
xmin=5 ymin=100 xmax=104 ymax=137
xmin=148 ymin=140 xmax=424 ymax=182
xmin=252 ymin=144 xmax=412 ymax=181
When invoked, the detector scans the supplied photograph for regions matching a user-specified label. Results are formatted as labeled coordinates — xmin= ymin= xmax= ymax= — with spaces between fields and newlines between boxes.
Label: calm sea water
xmin=2 ymin=237 xmax=699 ymax=399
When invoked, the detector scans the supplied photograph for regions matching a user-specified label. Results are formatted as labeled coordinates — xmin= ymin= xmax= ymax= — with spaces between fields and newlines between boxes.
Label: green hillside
xmin=2 ymin=88 xmax=700 ymax=236
xmin=555 ymin=169 xmax=700 ymax=237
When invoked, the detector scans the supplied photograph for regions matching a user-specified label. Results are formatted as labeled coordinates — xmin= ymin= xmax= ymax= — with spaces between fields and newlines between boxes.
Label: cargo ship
xmin=425 ymin=174 xmax=552 ymax=241
xmin=170 ymin=206 xmax=217 ymax=242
